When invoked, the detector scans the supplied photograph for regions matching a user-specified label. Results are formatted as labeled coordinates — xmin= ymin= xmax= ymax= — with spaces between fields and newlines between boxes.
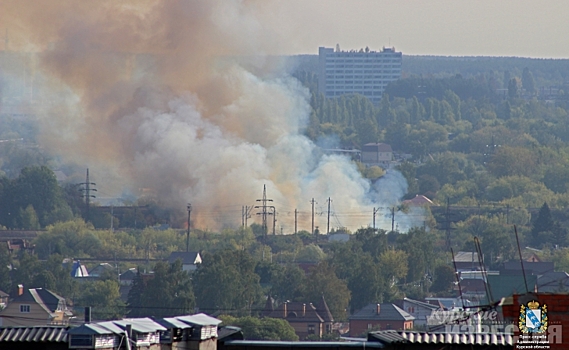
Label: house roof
xmin=502 ymin=261 xmax=554 ymax=275
xmin=402 ymin=195 xmax=433 ymax=206
xmin=88 ymin=263 xmax=115 ymax=277
xmin=266 ymin=302 xmax=325 ymax=323
xmin=402 ymin=298 xmax=440 ymax=311
xmin=9 ymin=288 xmax=66 ymax=314
xmin=175 ymin=313 xmax=222 ymax=326
xmin=0 ymin=326 xmax=69 ymax=342
xmin=0 ymin=290 xmax=8 ymax=298
xmin=362 ymin=143 xmax=393 ymax=153
xmin=487 ymin=274 xmax=538 ymax=303
xmin=168 ymin=251 xmax=201 ymax=265
xmin=453 ymin=251 xmax=480 ymax=263
xmin=68 ymin=323 xmax=115 ymax=335
xmin=368 ymin=330 xmax=514 ymax=346
xmin=537 ymin=271 xmax=569 ymax=293
xmin=349 ymin=303 xmax=414 ymax=322
xmin=70 ymin=261 xmax=89 ymax=277
xmin=315 ymin=295 xmax=334 ymax=322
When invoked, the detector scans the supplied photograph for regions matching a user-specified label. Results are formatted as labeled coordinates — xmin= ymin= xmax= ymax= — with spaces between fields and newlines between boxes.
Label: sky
xmin=2 ymin=0 xmax=568 ymax=58
xmin=263 ymin=0 xmax=569 ymax=58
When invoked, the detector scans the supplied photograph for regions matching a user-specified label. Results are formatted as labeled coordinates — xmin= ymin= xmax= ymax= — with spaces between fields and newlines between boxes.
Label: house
xmin=0 ymin=286 xmax=73 ymax=326
xmin=349 ymin=303 xmax=414 ymax=336
xmin=536 ymin=271 xmax=569 ymax=293
xmin=402 ymin=195 xmax=434 ymax=207
xmin=167 ymin=251 xmax=202 ymax=273
xmin=453 ymin=251 xmax=483 ymax=271
xmin=361 ymin=143 xmax=393 ymax=167
xmin=394 ymin=298 xmax=441 ymax=329
xmin=264 ymin=295 xmax=334 ymax=340
xmin=0 ymin=289 xmax=8 ymax=309
xmin=88 ymin=263 xmax=115 ymax=278
xmin=501 ymin=261 xmax=554 ymax=275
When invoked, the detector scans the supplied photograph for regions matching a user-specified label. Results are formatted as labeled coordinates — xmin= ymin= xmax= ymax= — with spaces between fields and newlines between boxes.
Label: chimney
xmin=18 ymin=284 xmax=24 ymax=296
xmin=303 ymin=303 xmax=306 ymax=317
xmin=284 ymin=302 xmax=287 ymax=318
xmin=376 ymin=304 xmax=381 ymax=315
xmin=84 ymin=307 xmax=91 ymax=323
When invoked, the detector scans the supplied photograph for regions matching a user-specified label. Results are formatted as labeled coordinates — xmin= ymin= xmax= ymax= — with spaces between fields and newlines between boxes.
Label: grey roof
xmin=68 ymin=323 xmax=115 ymax=335
xmin=349 ymin=303 xmax=414 ymax=322
xmin=503 ymin=261 xmax=554 ymax=275
xmin=369 ymin=330 xmax=514 ymax=346
xmin=158 ymin=317 xmax=195 ymax=329
xmin=454 ymin=251 xmax=479 ymax=263
xmin=223 ymin=340 xmax=385 ymax=348
xmin=0 ymin=326 xmax=69 ymax=342
xmin=168 ymin=251 xmax=201 ymax=265
xmin=537 ymin=271 xmax=569 ymax=292
xmin=176 ymin=313 xmax=222 ymax=326
xmin=403 ymin=298 xmax=440 ymax=311
xmin=114 ymin=318 xmax=167 ymax=333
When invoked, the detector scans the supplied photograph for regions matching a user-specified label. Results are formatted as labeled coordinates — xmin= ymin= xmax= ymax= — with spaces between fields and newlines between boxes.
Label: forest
xmin=2 ymin=55 xmax=569 ymax=339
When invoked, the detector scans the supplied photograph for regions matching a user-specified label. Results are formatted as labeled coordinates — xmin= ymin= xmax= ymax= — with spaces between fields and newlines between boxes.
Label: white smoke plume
xmin=0 ymin=1 xmax=424 ymax=232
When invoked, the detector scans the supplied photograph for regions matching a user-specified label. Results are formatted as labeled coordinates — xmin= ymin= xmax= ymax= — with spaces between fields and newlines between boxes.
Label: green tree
xmin=300 ymin=261 xmax=350 ymax=321
xmin=219 ymin=315 xmax=298 ymax=341
xmin=0 ymin=245 xmax=12 ymax=293
xmin=522 ymin=67 xmax=536 ymax=94
xmin=531 ymin=202 xmax=555 ymax=246
xmin=76 ymin=280 xmax=125 ymax=320
xmin=431 ymin=265 xmax=455 ymax=293
xmin=193 ymin=250 xmax=262 ymax=316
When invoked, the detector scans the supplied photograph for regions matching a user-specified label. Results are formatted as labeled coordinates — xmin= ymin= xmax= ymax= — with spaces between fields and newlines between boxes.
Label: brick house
xmin=263 ymin=295 xmax=334 ymax=340
xmin=349 ymin=303 xmax=414 ymax=336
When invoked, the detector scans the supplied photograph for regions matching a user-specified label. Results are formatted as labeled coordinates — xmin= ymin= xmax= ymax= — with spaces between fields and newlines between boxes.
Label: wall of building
xmin=349 ymin=320 xmax=411 ymax=336
xmin=318 ymin=47 xmax=402 ymax=105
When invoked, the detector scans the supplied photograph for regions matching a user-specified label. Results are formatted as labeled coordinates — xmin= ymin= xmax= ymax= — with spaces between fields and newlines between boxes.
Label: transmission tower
xmin=78 ymin=168 xmax=97 ymax=223
xmin=255 ymin=185 xmax=273 ymax=239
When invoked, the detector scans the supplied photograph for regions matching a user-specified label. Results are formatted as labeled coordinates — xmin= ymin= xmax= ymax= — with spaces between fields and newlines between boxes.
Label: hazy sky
xmin=268 ymin=0 xmax=569 ymax=58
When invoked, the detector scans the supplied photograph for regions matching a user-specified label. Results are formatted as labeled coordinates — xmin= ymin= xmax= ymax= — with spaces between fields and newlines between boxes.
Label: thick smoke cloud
xmin=1 ymin=0 xmax=424 ymax=231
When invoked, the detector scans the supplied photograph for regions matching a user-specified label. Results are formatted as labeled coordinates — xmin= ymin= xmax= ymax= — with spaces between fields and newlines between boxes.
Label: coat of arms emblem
xmin=519 ymin=300 xmax=548 ymax=333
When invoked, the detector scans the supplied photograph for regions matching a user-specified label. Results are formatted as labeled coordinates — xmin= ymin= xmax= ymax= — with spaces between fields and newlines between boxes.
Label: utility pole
xmin=78 ymin=168 xmax=97 ymax=223
xmin=110 ymin=204 xmax=114 ymax=233
xmin=391 ymin=207 xmax=395 ymax=232
xmin=294 ymin=209 xmax=298 ymax=234
xmin=373 ymin=207 xmax=380 ymax=230
xmin=326 ymin=197 xmax=332 ymax=234
xmin=186 ymin=203 xmax=192 ymax=252
xmin=310 ymin=198 xmax=317 ymax=235
xmin=255 ymin=185 xmax=273 ymax=239
xmin=271 ymin=206 xmax=277 ymax=235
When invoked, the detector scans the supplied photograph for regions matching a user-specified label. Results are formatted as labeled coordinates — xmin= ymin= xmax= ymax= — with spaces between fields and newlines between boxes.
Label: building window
xmin=386 ymin=324 xmax=392 ymax=330
xmin=367 ymin=323 xmax=373 ymax=330
xmin=20 ymin=304 xmax=30 ymax=313
xmin=307 ymin=324 xmax=315 ymax=335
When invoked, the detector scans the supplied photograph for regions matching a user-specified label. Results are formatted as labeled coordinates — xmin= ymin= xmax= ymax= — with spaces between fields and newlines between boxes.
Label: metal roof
xmin=0 ymin=326 xmax=69 ymax=342
xmin=176 ymin=313 xmax=222 ymax=326
xmin=224 ymin=340 xmax=385 ymax=348
xmin=158 ymin=317 xmax=194 ymax=329
xmin=114 ymin=317 xmax=167 ymax=333
xmin=369 ymin=330 xmax=514 ymax=346
xmin=68 ymin=323 xmax=115 ymax=335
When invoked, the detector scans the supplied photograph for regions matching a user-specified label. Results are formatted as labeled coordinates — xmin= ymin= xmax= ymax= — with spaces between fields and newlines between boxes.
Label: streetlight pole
xmin=186 ymin=203 xmax=192 ymax=252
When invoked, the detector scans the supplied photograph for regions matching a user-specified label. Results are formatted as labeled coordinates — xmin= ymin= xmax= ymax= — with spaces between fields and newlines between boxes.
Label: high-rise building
xmin=318 ymin=46 xmax=402 ymax=105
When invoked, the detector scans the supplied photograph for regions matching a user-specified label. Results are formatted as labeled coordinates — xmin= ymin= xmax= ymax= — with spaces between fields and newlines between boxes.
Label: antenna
xmin=450 ymin=248 xmax=466 ymax=310
xmin=514 ymin=225 xmax=529 ymax=293
xmin=474 ymin=237 xmax=494 ymax=304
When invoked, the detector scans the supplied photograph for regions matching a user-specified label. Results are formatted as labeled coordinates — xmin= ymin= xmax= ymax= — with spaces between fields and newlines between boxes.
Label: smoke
xmin=1 ymin=0 xmax=424 ymax=232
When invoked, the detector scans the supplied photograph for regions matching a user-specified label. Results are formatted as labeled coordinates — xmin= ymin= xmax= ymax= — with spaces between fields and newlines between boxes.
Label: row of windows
xmin=326 ymin=91 xmax=384 ymax=96
xmin=325 ymin=59 xmax=401 ymax=64
xmin=326 ymin=75 xmax=399 ymax=80
xmin=327 ymin=84 xmax=387 ymax=89
xmin=325 ymin=64 xmax=401 ymax=69
xmin=325 ymin=69 xmax=402 ymax=74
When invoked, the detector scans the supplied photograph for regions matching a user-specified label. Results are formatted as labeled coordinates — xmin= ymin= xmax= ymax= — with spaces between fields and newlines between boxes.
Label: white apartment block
xmin=318 ymin=46 xmax=402 ymax=104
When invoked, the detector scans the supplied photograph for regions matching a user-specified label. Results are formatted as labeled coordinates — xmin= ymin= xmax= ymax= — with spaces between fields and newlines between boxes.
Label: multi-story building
xmin=318 ymin=46 xmax=402 ymax=105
